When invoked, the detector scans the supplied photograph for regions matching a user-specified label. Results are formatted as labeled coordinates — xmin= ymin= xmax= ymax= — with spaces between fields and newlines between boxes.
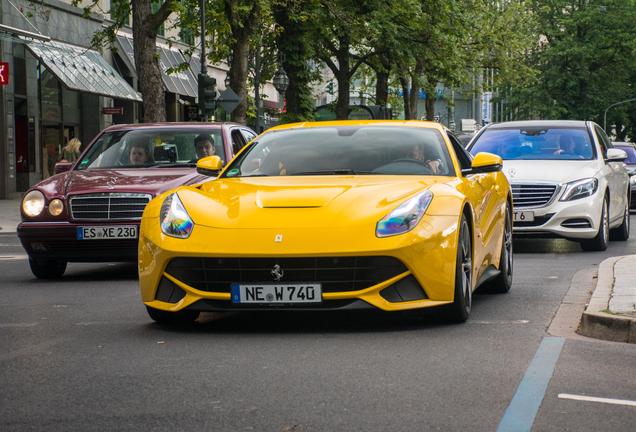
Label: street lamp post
xmin=604 ymin=98 xmax=636 ymax=134
xmin=249 ymin=50 xmax=289 ymax=133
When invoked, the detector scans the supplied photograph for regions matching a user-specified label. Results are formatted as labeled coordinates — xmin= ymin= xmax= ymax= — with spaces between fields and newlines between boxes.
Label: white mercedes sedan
xmin=467 ymin=120 xmax=630 ymax=251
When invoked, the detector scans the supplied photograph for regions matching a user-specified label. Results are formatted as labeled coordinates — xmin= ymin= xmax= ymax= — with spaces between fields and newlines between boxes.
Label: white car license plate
xmin=77 ymin=226 xmax=138 ymax=240
xmin=513 ymin=211 xmax=534 ymax=222
xmin=231 ymin=283 xmax=322 ymax=304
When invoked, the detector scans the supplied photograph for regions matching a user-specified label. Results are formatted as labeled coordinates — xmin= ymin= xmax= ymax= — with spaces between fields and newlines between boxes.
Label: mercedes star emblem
xmin=508 ymin=168 xmax=516 ymax=177
xmin=107 ymin=178 xmax=117 ymax=189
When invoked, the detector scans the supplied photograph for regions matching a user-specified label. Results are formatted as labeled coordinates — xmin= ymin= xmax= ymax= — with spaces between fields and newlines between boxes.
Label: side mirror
xmin=54 ymin=162 xmax=74 ymax=174
xmin=196 ymin=155 xmax=223 ymax=177
xmin=607 ymin=148 xmax=628 ymax=162
xmin=461 ymin=152 xmax=503 ymax=175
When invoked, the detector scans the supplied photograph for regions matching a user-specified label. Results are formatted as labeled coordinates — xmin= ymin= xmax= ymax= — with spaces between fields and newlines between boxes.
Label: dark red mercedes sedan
xmin=18 ymin=122 xmax=257 ymax=278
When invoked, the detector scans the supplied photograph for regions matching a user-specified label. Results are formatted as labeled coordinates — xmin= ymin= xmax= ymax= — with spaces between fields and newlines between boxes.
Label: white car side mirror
xmin=607 ymin=148 xmax=628 ymax=162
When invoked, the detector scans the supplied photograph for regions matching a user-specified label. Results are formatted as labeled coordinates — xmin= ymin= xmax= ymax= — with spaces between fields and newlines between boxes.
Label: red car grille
xmin=70 ymin=193 xmax=152 ymax=221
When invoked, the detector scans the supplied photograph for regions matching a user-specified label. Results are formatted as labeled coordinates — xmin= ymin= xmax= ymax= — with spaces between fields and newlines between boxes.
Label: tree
xmin=74 ymin=0 xmax=185 ymax=123
xmin=499 ymin=0 xmax=636 ymax=135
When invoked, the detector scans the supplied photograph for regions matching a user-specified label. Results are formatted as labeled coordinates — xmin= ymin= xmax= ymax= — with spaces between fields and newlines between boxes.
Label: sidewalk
xmin=0 ymin=197 xmax=21 ymax=233
xmin=579 ymin=255 xmax=636 ymax=343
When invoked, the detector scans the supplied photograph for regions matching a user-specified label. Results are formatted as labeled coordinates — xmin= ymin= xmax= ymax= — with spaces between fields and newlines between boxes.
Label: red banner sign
xmin=102 ymin=107 xmax=123 ymax=115
xmin=0 ymin=62 xmax=9 ymax=85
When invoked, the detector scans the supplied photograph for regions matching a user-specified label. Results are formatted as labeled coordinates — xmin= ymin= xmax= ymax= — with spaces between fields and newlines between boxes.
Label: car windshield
xmin=221 ymin=126 xmax=455 ymax=178
xmin=75 ymin=128 xmax=225 ymax=170
xmin=469 ymin=126 xmax=595 ymax=160
xmin=613 ymin=144 xmax=636 ymax=163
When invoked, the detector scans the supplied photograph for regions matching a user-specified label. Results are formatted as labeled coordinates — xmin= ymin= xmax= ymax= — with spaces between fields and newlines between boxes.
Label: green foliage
xmin=499 ymin=0 xmax=636 ymax=138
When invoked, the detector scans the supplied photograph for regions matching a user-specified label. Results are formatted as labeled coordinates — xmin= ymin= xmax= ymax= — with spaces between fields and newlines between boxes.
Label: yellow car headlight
xmin=160 ymin=192 xmax=194 ymax=238
xmin=22 ymin=190 xmax=45 ymax=217
xmin=376 ymin=190 xmax=433 ymax=237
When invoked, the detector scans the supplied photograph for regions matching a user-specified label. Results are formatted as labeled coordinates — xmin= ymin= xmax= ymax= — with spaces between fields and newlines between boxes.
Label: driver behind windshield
xmin=190 ymin=134 xmax=216 ymax=163
xmin=409 ymin=143 xmax=445 ymax=174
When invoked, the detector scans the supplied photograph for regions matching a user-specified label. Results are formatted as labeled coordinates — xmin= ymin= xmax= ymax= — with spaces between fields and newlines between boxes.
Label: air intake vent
xmin=165 ymin=256 xmax=408 ymax=294
xmin=511 ymin=184 xmax=557 ymax=208
xmin=70 ymin=193 xmax=152 ymax=220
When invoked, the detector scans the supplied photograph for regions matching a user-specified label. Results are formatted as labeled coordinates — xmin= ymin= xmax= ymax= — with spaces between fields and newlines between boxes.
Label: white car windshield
xmin=223 ymin=126 xmax=455 ymax=177
xmin=76 ymin=128 xmax=225 ymax=170
xmin=470 ymin=126 xmax=595 ymax=160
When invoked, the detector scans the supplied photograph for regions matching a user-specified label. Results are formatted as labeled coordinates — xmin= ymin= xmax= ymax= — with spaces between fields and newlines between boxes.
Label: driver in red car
xmin=190 ymin=134 xmax=216 ymax=163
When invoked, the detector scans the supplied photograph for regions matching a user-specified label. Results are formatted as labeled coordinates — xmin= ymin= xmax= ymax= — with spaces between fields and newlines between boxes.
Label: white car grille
xmin=511 ymin=184 xmax=558 ymax=208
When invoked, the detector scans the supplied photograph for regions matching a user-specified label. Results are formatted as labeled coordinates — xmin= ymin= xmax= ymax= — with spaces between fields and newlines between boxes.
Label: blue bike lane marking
xmin=497 ymin=337 xmax=565 ymax=432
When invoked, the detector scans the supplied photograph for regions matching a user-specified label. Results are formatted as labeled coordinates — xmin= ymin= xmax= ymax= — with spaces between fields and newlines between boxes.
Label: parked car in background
xmin=454 ymin=131 xmax=477 ymax=147
xmin=467 ymin=120 xmax=630 ymax=251
xmin=18 ymin=122 xmax=257 ymax=279
xmin=612 ymin=142 xmax=636 ymax=210
xmin=138 ymin=120 xmax=513 ymax=324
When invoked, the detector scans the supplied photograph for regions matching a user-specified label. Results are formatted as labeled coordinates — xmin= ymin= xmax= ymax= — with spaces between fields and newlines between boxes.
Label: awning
xmin=115 ymin=34 xmax=199 ymax=98
xmin=25 ymin=39 xmax=142 ymax=102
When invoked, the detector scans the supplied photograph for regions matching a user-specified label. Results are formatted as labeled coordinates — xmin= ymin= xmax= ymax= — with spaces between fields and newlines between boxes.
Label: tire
xmin=447 ymin=214 xmax=472 ymax=323
xmin=610 ymin=196 xmax=630 ymax=241
xmin=29 ymin=257 xmax=67 ymax=279
xmin=581 ymin=195 xmax=609 ymax=251
xmin=489 ymin=204 xmax=513 ymax=293
xmin=146 ymin=305 xmax=200 ymax=325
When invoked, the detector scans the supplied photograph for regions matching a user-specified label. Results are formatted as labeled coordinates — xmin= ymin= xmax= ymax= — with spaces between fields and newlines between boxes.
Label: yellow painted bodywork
xmin=139 ymin=120 xmax=511 ymax=313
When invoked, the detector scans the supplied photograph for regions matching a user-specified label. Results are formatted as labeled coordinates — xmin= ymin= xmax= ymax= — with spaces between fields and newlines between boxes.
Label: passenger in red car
xmin=190 ymin=134 xmax=216 ymax=163
xmin=129 ymin=141 xmax=152 ymax=165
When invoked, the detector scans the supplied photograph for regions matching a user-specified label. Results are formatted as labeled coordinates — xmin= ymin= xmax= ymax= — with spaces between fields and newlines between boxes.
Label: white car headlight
xmin=560 ymin=178 xmax=598 ymax=201
xmin=376 ymin=190 xmax=433 ymax=237
xmin=22 ymin=190 xmax=45 ymax=217
xmin=160 ymin=192 xmax=194 ymax=238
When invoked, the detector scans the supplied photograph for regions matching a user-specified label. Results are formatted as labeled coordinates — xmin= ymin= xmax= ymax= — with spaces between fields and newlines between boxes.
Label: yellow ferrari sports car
xmin=139 ymin=120 xmax=513 ymax=324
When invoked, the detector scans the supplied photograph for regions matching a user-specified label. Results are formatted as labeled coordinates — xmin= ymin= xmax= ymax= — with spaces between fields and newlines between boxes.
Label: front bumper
xmin=139 ymin=215 xmax=461 ymax=313
xmin=512 ymin=188 xmax=602 ymax=240
xmin=18 ymin=221 xmax=140 ymax=262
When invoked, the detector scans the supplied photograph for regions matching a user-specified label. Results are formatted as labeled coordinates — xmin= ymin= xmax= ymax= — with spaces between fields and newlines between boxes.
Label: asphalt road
xmin=1 ymin=225 xmax=636 ymax=432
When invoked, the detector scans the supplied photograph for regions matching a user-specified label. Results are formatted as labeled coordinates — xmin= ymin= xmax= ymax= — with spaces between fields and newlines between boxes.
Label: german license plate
xmin=513 ymin=211 xmax=534 ymax=222
xmin=77 ymin=225 xmax=138 ymax=240
xmin=231 ymin=283 xmax=322 ymax=304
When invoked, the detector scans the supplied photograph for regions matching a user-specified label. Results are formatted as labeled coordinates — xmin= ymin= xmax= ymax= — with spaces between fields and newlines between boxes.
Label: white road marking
xmin=0 ymin=323 xmax=39 ymax=328
xmin=470 ymin=320 xmax=530 ymax=324
xmin=0 ymin=254 xmax=28 ymax=260
xmin=558 ymin=394 xmax=636 ymax=407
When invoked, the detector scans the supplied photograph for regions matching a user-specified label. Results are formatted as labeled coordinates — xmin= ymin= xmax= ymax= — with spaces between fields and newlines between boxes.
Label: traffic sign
xmin=186 ymin=105 xmax=198 ymax=121
xmin=218 ymin=88 xmax=242 ymax=114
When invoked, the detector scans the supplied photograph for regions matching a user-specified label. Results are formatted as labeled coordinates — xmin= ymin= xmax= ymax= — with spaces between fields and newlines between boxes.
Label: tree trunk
xmin=273 ymin=3 xmax=315 ymax=123
xmin=132 ymin=0 xmax=170 ymax=123
xmin=375 ymin=53 xmax=391 ymax=107
xmin=334 ymin=39 xmax=351 ymax=120
xmin=425 ymin=95 xmax=436 ymax=121
xmin=225 ymin=0 xmax=260 ymax=126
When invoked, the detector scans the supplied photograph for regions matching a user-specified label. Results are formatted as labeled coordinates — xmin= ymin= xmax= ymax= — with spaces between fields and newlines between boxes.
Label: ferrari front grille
xmin=511 ymin=184 xmax=558 ymax=208
xmin=164 ymin=256 xmax=408 ymax=294
xmin=70 ymin=193 xmax=152 ymax=220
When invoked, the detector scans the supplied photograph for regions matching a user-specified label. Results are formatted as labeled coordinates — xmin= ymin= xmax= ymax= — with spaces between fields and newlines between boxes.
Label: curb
xmin=578 ymin=255 xmax=636 ymax=343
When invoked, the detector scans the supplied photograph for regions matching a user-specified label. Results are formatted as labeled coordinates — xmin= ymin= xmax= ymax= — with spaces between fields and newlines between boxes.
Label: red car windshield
xmin=76 ymin=128 xmax=225 ymax=169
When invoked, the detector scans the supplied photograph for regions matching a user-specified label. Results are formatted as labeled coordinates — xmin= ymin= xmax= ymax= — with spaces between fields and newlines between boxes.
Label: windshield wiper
xmin=147 ymin=163 xmax=196 ymax=168
xmin=289 ymin=169 xmax=375 ymax=176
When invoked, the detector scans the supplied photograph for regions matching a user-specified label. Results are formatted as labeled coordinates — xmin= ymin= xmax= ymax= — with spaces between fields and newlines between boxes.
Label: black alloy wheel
xmin=610 ymin=195 xmax=630 ymax=241
xmin=448 ymin=214 xmax=472 ymax=323
xmin=489 ymin=204 xmax=513 ymax=293
xmin=581 ymin=195 xmax=609 ymax=251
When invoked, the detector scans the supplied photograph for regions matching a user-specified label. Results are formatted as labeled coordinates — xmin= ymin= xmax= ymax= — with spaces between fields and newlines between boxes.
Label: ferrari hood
xmin=502 ymin=160 xmax=600 ymax=184
xmin=62 ymin=168 xmax=208 ymax=197
xmin=178 ymin=176 xmax=448 ymax=229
